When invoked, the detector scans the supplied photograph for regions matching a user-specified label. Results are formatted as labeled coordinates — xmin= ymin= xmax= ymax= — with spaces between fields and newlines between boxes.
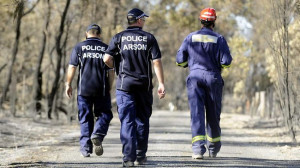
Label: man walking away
xmin=104 ymin=8 xmax=165 ymax=167
xmin=176 ymin=8 xmax=232 ymax=159
xmin=65 ymin=24 xmax=114 ymax=157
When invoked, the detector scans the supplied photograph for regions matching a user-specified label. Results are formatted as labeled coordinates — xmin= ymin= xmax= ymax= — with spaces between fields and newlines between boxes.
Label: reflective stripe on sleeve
xmin=222 ymin=64 xmax=231 ymax=69
xmin=206 ymin=135 xmax=221 ymax=142
xmin=176 ymin=61 xmax=188 ymax=67
xmin=192 ymin=135 xmax=206 ymax=143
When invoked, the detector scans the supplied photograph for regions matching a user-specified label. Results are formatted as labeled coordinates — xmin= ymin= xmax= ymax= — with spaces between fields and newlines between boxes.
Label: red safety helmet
xmin=199 ymin=8 xmax=217 ymax=22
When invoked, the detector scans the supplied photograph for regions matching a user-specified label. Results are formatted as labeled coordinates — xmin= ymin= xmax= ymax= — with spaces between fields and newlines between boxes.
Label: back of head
xmin=86 ymin=24 xmax=102 ymax=36
xmin=127 ymin=8 xmax=149 ymax=25
xmin=199 ymin=8 xmax=217 ymax=28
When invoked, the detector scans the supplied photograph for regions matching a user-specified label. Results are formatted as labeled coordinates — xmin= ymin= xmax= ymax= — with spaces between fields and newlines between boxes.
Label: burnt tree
xmin=32 ymin=0 xmax=51 ymax=115
xmin=0 ymin=0 xmax=39 ymax=109
xmin=47 ymin=0 xmax=71 ymax=119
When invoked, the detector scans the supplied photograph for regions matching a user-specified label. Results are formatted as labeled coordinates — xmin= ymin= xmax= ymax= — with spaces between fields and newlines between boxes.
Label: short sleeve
xmin=150 ymin=35 xmax=161 ymax=60
xmin=106 ymin=35 xmax=120 ymax=57
xmin=69 ymin=45 xmax=79 ymax=66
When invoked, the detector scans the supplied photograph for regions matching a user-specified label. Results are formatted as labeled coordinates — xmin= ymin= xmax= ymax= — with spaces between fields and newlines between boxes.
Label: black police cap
xmin=86 ymin=24 xmax=101 ymax=34
xmin=127 ymin=8 xmax=149 ymax=21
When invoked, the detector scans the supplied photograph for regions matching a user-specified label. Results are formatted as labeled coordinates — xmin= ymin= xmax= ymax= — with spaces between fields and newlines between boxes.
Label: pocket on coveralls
xmin=116 ymin=95 xmax=123 ymax=105
xmin=186 ymin=77 xmax=194 ymax=89
xmin=212 ymin=74 xmax=224 ymax=86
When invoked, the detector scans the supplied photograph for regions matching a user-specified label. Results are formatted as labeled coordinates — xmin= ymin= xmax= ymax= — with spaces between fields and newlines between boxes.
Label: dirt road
xmin=1 ymin=110 xmax=299 ymax=167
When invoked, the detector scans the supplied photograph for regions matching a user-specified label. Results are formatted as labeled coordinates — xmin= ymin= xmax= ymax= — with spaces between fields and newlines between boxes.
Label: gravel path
xmin=1 ymin=110 xmax=299 ymax=168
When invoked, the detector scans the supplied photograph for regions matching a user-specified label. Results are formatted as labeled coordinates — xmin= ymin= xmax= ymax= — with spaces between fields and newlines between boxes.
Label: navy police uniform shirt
xmin=176 ymin=27 xmax=232 ymax=72
xmin=106 ymin=26 xmax=161 ymax=92
xmin=69 ymin=37 xmax=110 ymax=97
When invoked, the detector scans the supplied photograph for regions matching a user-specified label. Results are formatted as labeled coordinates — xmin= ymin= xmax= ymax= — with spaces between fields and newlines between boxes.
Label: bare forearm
xmin=66 ymin=65 xmax=77 ymax=85
xmin=104 ymin=54 xmax=114 ymax=68
xmin=65 ymin=65 xmax=76 ymax=98
xmin=153 ymin=59 xmax=164 ymax=85
xmin=153 ymin=59 xmax=166 ymax=99
xmin=108 ymin=69 xmax=115 ymax=91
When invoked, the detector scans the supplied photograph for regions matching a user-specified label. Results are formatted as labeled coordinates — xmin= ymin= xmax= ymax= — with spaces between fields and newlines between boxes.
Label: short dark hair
xmin=127 ymin=8 xmax=148 ymax=25
xmin=127 ymin=15 xmax=138 ymax=25
xmin=87 ymin=29 xmax=101 ymax=35
xmin=201 ymin=20 xmax=215 ymax=28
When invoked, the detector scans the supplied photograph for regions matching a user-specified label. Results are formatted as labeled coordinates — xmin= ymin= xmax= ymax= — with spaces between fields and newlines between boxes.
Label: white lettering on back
xmin=82 ymin=53 xmax=104 ymax=59
xmin=123 ymin=44 xmax=147 ymax=51
xmin=82 ymin=45 xmax=106 ymax=52
xmin=122 ymin=36 xmax=147 ymax=42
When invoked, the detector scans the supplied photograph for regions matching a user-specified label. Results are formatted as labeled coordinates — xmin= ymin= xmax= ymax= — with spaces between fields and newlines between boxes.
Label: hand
xmin=157 ymin=83 xmax=165 ymax=99
xmin=65 ymin=84 xmax=72 ymax=99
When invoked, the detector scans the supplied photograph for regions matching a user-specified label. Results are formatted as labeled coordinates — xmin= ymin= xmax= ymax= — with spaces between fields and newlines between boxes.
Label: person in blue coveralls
xmin=65 ymin=24 xmax=114 ymax=157
xmin=176 ymin=8 xmax=232 ymax=159
xmin=103 ymin=8 xmax=166 ymax=167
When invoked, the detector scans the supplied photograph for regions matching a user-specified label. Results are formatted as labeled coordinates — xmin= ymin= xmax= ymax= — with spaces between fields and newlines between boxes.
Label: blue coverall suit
xmin=106 ymin=26 xmax=161 ymax=162
xmin=176 ymin=27 xmax=232 ymax=156
xmin=69 ymin=37 xmax=113 ymax=155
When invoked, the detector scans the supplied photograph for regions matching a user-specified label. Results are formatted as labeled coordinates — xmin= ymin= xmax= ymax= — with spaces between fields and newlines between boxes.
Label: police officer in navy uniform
xmin=104 ymin=8 xmax=165 ymax=167
xmin=65 ymin=24 xmax=114 ymax=157
xmin=176 ymin=8 xmax=232 ymax=159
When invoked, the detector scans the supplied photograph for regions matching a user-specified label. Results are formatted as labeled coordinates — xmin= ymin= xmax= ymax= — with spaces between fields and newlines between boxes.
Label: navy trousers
xmin=77 ymin=95 xmax=113 ymax=153
xmin=186 ymin=70 xmax=223 ymax=155
xmin=116 ymin=89 xmax=153 ymax=162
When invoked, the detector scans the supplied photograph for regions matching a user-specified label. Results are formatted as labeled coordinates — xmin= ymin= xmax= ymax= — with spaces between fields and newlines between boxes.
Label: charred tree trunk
xmin=0 ymin=0 xmax=40 ymax=109
xmin=271 ymin=0 xmax=296 ymax=143
xmin=0 ymin=1 xmax=24 ymax=108
xmin=32 ymin=0 xmax=51 ymax=115
xmin=75 ymin=0 xmax=87 ymax=42
xmin=0 ymin=64 xmax=7 ymax=74
xmin=47 ymin=0 xmax=71 ymax=119
xmin=54 ymin=19 xmax=71 ymax=120
xmin=282 ymin=0 xmax=296 ymax=143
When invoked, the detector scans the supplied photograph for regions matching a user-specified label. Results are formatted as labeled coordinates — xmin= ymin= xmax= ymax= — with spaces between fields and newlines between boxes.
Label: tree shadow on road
xmin=140 ymin=156 xmax=299 ymax=168
xmin=7 ymin=156 xmax=300 ymax=168
xmin=222 ymin=139 xmax=296 ymax=147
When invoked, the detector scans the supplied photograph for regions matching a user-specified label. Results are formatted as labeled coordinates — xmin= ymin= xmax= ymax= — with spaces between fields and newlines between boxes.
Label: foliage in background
xmin=0 ymin=0 xmax=299 ymax=142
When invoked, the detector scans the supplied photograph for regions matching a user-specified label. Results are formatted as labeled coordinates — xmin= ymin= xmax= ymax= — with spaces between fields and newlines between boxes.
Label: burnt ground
xmin=0 ymin=111 xmax=299 ymax=168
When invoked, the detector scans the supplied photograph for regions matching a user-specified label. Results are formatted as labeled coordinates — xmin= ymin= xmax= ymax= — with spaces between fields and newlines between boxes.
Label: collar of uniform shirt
xmin=127 ymin=26 xmax=142 ymax=30
xmin=87 ymin=37 xmax=101 ymax=40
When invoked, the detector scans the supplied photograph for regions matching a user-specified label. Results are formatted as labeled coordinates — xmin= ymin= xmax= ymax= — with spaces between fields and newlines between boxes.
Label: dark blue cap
xmin=127 ymin=8 xmax=149 ymax=21
xmin=86 ymin=24 xmax=101 ymax=33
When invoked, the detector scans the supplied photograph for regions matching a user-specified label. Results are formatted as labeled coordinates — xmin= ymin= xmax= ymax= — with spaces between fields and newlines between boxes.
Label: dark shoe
xmin=135 ymin=157 xmax=147 ymax=165
xmin=81 ymin=151 xmax=91 ymax=157
xmin=122 ymin=161 xmax=134 ymax=167
xmin=80 ymin=147 xmax=92 ymax=157
xmin=91 ymin=138 xmax=103 ymax=156
xmin=192 ymin=154 xmax=204 ymax=159
xmin=209 ymin=152 xmax=217 ymax=158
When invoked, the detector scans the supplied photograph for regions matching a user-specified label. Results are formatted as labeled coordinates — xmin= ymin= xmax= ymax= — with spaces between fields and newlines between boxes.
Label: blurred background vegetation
xmin=0 ymin=0 xmax=299 ymax=142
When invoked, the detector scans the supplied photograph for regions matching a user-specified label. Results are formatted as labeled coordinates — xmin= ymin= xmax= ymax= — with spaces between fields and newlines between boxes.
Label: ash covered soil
xmin=0 ymin=111 xmax=299 ymax=168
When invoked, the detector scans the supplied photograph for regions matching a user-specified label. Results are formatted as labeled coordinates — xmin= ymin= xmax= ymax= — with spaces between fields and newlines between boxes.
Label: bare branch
xmin=23 ymin=0 xmax=40 ymax=16
xmin=0 ymin=64 xmax=7 ymax=73
xmin=13 ymin=0 xmax=24 ymax=22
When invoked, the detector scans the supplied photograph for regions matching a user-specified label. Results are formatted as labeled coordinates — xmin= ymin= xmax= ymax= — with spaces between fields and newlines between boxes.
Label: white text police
xmin=82 ymin=45 xmax=106 ymax=52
